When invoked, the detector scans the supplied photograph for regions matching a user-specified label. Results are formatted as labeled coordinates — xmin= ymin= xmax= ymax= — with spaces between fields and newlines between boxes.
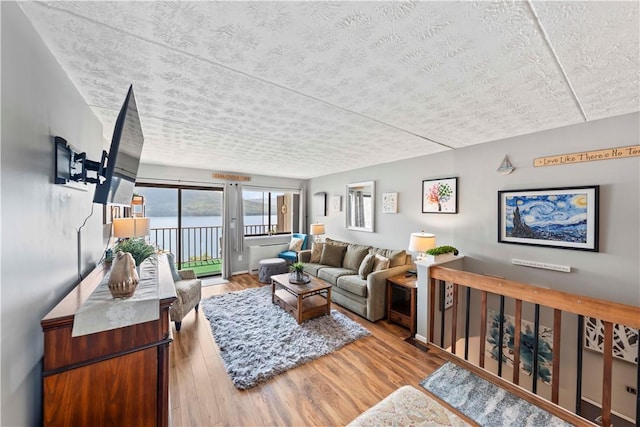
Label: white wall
xmin=309 ymin=112 xmax=639 ymax=305
xmin=1 ymin=3 xmax=107 ymax=425
xmin=137 ymin=163 xmax=307 ymax=273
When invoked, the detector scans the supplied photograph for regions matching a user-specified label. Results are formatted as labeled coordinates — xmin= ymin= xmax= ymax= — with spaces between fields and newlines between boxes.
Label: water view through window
xmin=134 ymin=186 xmax=280 ymax=276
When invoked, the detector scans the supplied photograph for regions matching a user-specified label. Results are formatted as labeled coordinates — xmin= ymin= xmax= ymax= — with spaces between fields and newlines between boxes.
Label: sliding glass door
xmin=179 ymin=188 xmax=223 ymax=276
xmin=134 ymin=185 xmax=223 ymax=277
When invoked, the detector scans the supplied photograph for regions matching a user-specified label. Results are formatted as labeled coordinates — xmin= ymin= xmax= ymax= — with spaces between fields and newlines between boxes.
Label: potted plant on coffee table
xmin=290 ymin=261 xmax=306 ymax=283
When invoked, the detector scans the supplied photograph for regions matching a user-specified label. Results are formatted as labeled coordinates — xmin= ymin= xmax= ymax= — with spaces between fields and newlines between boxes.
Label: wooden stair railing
xmin=428 ymin=266 xmax=640 ymax=427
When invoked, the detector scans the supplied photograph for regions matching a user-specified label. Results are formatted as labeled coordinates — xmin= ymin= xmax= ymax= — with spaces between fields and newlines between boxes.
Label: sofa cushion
xmin=325 ymin=237 xmax=349 ymax=247
xmin=320 ymin=243 xmax=346 ymax=267
xmin=343 ymin=244 xmax=371 ymax=271
xmin=331 ymin=288 xmax=367 ymax=318
xmin=358 ymin=253 xmax=375 ymax=279
xmin=372 ymin=254 xmax=390 ymax=271
xmin=319 ymin=267 xmax=357 ymax=285
xmin=310 ymin=242 xmax=324 ymax=263
xmin=289 ymin=237 xmax=304 ymax=251
xmin=302 ymin=263 xmax=326 ymax=276
xmin=336 ymin=275 xmax=368 ymax=298
xmin=370 ymin=248 xmax=407 ymax=267
xmin=278 ymin=250 xmax=298 ymax=260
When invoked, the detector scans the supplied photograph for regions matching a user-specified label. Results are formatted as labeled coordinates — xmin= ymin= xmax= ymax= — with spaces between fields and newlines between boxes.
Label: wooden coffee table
xmin=271 ymin=273 xmax=332 ymax=324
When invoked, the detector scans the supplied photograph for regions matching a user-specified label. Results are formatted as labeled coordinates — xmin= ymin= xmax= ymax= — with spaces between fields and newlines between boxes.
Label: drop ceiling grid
xmin=532 ymin=1 xmax=640 ymax=120
xmin=31 ymin=1 xmax=584 ymax=144
xmin=19 ymin=1 xmax=640 ymax=178
xmin=23 ymin=3 xmax=446 ymax=177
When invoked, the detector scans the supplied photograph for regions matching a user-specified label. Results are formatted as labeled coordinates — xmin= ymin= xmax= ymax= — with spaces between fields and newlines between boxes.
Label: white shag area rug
xmin=201 ymin=285 xmax=370 ymax=389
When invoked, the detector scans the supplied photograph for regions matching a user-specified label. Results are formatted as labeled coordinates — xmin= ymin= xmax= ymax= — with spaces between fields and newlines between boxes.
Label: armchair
xmin=278 ymin=233 xmax=308 ymax=263
xmin=166 ymin=253 xmax=202 ymax=331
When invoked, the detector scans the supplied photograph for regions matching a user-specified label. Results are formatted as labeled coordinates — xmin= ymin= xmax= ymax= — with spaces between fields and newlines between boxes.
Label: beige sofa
xmin=298 ymin=238 xmax=412 ymax=322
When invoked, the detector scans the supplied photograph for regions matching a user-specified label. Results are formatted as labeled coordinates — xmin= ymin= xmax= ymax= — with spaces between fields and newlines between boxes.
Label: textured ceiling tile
xmin=18 ymin=1 xmax=639 ymax=179
xmin=532 ymin=1 xmax=640 ymax=120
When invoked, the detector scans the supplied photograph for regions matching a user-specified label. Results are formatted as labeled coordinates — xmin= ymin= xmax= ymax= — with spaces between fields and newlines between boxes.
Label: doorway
xmin=134 ymin=185 xmax=224 ymax=277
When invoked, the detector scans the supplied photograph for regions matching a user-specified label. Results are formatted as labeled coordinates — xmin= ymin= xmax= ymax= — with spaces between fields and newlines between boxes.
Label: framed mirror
xmin=346 ymin=181 xmax=375 ymax=232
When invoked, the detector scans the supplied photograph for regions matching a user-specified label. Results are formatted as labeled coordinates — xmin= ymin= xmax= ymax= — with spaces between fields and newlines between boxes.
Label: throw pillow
xmin=358 ymin=253 xmax=375 ymax=279
xmin=372 ymin=253 xmax=390 ymax=272
xmin=370 ymin=248 xmax=407 ymax=268
xmin=166 ymin=253 xmax=182 ymax=282
xmin=325 ymin=237 xmax=349 ymax=247
xmin=310 ymin=242 xmax=324 ymax=263
xmin=289 ymin=237 xmax=304 ymax=252
xmin=343 ymin=244 xmax=371 ymax=271
xmin=320 ymin=243 xmax=346 ymax=268
xmin=387 ymin=249 xmax=407 ymax=267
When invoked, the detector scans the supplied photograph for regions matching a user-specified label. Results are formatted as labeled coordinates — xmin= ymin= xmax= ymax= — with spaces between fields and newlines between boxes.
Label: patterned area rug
xmin=420 ymin=362 xmax=573 ymax=426
xmin=348 ymin=385 xmax=471 ymax=426
xmin=201 ymin=286 xmax=370 ymax=389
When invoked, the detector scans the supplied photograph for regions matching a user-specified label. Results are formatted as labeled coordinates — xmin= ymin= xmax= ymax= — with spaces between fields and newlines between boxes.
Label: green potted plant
xmin=424 ymin=245 xmax=459 ymax=262
xmin=113 ymin=238 xmax=156 ymax=267
xmin=290 ymin=261 xmax=305 ymax=282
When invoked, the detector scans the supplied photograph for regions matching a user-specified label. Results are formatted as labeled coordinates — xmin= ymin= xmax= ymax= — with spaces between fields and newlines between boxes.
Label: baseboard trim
xmin=232 ymin=270 xmax=249 ymax=276
xmin=414 ymin=333 xmax=427 ymax=344
xmin=581 ymin=396 xmax=635 ymax=425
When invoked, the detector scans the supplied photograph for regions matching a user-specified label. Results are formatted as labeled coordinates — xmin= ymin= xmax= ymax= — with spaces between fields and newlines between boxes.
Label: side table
xmin=386 ymin=274 xmax=417 ymax=337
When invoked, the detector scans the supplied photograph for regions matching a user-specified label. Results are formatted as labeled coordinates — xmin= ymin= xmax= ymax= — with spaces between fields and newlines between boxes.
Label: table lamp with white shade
xmin=113 ymin=217 xmax=151 ymax=239
xmin=408 ymin=232 xmax=436 ymax=260
xmin=310 ymin=223 xmax=325 ymax=243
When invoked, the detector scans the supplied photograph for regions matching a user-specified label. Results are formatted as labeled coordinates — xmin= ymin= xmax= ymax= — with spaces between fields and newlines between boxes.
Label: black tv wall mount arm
xmin=54 ymin=136 xmax=107 ymax=185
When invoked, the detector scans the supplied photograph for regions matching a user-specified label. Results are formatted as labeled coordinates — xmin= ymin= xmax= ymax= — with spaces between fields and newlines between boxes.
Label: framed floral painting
xmin=422 ymin=177 xmax=458 ymax=213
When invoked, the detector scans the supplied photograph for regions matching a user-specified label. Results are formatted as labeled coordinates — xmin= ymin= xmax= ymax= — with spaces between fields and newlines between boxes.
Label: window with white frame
xmin=242 ymin=189 xmax=300 ymax=236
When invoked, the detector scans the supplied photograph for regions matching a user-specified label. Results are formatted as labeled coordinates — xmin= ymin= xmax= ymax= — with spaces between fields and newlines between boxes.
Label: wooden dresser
xmin=41 ymin=255 xmax=177 ymax=426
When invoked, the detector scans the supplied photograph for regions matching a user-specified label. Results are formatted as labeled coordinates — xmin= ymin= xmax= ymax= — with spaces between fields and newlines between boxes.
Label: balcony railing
xmin=149 ymin=224 xmax=280 ymax=274
xmin=427 ymin=266 xmax=640 ymax=427
xmin=151 ymin=225 xmax=222 ymax=265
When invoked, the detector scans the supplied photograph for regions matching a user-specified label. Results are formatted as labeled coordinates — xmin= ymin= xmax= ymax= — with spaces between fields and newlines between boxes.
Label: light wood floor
xmin=169 ymin=273 xmax=456 ymax=426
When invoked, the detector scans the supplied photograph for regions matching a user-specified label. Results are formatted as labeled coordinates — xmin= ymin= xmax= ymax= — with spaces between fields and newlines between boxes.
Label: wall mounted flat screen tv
xmin=93 ymin=85 xmax=144 ymax=206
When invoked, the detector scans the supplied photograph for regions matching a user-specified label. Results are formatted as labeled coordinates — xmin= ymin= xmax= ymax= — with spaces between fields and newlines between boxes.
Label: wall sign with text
xmin=534 ymin=145 xmax=639 ymax=167
xmin=212 ymin=172 xmax=251 ymax=181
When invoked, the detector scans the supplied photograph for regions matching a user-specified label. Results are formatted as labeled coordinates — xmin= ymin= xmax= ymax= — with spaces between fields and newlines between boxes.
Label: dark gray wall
xmin=309 ymin=112 xmax=639 ymax=305
xmin=1 ymin=3 xmax=106 ymax=425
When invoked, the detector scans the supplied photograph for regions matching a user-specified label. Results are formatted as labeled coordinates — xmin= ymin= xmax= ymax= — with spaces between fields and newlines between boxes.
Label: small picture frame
xmin=382 ymin=192 xmax=398 ymax=214
xmin=103 ymin=205 xmax=121 ymax=224
xmin=422 ymin=177 xmax=458 ymax=213
xmin=331 ymin=195 xmax=342 ymax=213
